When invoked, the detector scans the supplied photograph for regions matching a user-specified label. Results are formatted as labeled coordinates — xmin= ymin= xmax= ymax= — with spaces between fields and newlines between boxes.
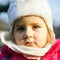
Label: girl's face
xmin=13 ymin=16 xmax=48 ymax=48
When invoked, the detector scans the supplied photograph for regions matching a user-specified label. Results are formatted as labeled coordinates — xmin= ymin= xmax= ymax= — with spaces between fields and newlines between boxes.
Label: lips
xmin=24 ymin=39 xmax=37 ymax=47
xmin=25 ymin=42 xmax=34 ymax=45
xmin=25 ymin=42 xmax=35 ymax=47
xmin=25 ymin=41 xmax=38 ymax=48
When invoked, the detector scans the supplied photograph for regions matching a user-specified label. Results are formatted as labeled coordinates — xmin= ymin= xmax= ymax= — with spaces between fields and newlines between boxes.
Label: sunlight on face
xmin=13 ymin=16 xmax=48 ymax=48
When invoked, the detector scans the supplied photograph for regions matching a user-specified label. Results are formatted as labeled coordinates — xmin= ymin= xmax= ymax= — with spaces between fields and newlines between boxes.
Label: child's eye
xmin=17 ymin=26 xmax=25 ymax=32
xmin=33 ymin=25 xmax=40 ymax=29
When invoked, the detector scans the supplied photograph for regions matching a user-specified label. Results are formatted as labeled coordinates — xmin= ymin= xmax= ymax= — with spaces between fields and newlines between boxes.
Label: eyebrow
xmin=30 ymin=23 xmax=42 ymax=26
xmin=16 ymin=22 xmax=42 ymax=26
xmin=15 ymin=22 xmax=24 ymax=26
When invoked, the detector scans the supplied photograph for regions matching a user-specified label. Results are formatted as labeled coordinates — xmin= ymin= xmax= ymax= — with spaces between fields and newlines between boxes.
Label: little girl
xmin=0 ymin=0 xmax=60 ymax=60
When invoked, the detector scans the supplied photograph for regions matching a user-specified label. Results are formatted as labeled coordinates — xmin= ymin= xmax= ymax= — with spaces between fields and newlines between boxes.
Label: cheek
xmin=15 ymin=35 xmax=21 ymax=43
xmin=15 ymin=33 xmax=21 ymax=40
xmin=14 ymin=33 xmax=24 ymax=45
xmin=35 ymin=29 xmax=47 ymax=39
xmin=14 ymin=32 xmax=24 ymax=40
xmin=34 ymin=30 xmax=48 ymax=47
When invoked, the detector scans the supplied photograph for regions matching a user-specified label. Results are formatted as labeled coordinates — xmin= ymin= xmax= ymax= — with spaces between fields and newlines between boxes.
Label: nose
xmin=24 ymin=27 xmax=33 ymax=39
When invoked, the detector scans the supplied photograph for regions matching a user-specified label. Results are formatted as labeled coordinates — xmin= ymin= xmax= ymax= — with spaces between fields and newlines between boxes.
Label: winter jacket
xmin=0 ymin=39 xmax=60 ymax=60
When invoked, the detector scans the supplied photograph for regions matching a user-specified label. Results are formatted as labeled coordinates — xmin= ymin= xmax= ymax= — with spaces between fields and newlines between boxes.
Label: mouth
xmin=25 ymin=39 xmax=34 ymax=45
xmin=25 ymin=42 xmax=34 ymax=46
xmin=24 ymin=42 xmax=38 ymax=48
xmin=25 ymin=42 xmax=34 ymax=45
xmin=24 ymin=39 xmax=38 ymax=47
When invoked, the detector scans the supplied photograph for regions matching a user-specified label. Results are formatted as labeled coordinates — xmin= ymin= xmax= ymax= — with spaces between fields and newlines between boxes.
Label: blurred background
xmin=0 ymin=0 xmax=60 ymax=50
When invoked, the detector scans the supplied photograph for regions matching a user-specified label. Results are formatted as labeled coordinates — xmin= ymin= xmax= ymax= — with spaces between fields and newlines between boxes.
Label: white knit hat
xmin=8 ymin=0 xmax=52 ymax=29
xmin=0 ymin=0 xmax=55 ymax=57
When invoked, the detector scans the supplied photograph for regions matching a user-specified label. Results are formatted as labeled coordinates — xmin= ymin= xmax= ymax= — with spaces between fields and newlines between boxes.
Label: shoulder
xmin=42 ymin=39 xmax=60 ymax=60
xmin=50 ymin=39 xmax=60 ymax=59
xmin=1 ymin=45 xmax=9 ymax=54
xmin=55 ymin=38 xmax=60 ymax=43
xmin=49 ymin=38 xmax=60 ymax=54
xmin=54 ymin=39 xmax=60 ymax=50
xmin=0 ymin=45 xmax=11 ymax=60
